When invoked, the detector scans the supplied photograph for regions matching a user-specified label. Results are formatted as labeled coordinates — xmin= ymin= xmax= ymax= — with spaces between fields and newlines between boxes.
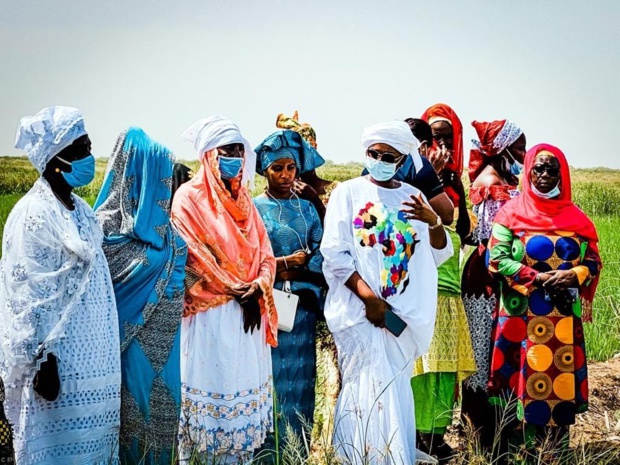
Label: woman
xmin=276 ymin=111 xmax=330 ymax=219
xmin=421 ymin=103 xmax=470 ymax=241
xmin=0 ymin=106 xmax=121 ymax=464
xmin=171 ymin=115 xmax=277 ymax=463
xmin=254 ymin=130 xmax=326 ymax=452
xmin=94 ymin=128 xmax=187 ymax=464
xmin=410 ymin=221 xmax=476 ymax=461
xmin=460 ymin=119 xmax=526 ymax=447
xmin=321 ymin=121 xmax=453 ymax=464
xmin=487 ymin=144 xmax=601 ymax=450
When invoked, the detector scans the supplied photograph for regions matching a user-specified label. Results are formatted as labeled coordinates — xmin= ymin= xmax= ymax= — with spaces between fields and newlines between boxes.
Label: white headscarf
xmin=361 ymin=120 xmax=423 ymax=173
xmin=181 ymin=115 xmax=256 ymax=189
xmin=15 ymin=106 xmax=87 ymax=174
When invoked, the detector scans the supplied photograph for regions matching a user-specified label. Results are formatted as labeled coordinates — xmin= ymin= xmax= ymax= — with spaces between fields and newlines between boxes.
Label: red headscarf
xmin=421 ymin=103 xmax=463 ymax=205
xmin=494 ymin=144 xmax=601 ymax=319
xmin=421 ymin=103 xmax=463 ymax=176
xmin=469 ymin=119 xmax=516 ymax=182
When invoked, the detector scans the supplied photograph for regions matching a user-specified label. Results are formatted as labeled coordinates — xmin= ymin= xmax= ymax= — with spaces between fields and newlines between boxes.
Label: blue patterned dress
xmin=254 ymin=195 xmax=324 ymax=445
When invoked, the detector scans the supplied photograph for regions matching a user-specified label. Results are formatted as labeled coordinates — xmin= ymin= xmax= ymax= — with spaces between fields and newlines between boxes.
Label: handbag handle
xmin=283 ymin=280 xmax=292 ymax=295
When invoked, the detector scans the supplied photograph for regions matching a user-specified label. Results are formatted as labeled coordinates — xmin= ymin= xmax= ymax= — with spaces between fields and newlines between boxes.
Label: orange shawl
xmin=171 ymin=148 xmax=278 ymax=347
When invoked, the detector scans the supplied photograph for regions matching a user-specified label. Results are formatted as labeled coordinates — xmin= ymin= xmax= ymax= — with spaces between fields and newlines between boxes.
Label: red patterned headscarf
xmin=494 ymin=144 xmax=601 ymax=319
xmin=469 ymin=119 xmax=523 ymax=182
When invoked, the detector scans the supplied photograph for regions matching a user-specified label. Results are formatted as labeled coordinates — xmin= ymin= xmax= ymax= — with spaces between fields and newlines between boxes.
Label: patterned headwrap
xmin=255 ymin=130 xmax=325 ymax=176
xmin=14 ymin=106 xmax=87 ymax=174
xmin=469 ymin=120 xmax=523 ymax=182
xmin=276 ymin=111 xmax=317 ymax=148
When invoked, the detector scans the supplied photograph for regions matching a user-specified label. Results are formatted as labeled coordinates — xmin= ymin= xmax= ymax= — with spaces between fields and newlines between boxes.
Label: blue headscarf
xmin=255 ymin=130 xmax=325 ymax=176
xmin=94 ymin=127 xmax=187 ymax=462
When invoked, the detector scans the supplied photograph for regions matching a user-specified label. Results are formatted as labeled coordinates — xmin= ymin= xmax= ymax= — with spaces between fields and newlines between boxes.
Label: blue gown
xmin=254 ymin=195 xmax=324 ymax=448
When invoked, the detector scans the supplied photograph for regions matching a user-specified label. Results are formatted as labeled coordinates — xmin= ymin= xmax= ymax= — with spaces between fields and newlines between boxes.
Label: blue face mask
xmin=364 ymin=156 xmax=401 ymax=182
xmin=531 ymin=182 xmax=561 ymax=199
xmin=57 ymin=154 xmax=96 ymax=188
xmin=218 ymin=156 xmax=243 ymax=180
xmin=505 ymin=149 xmax=523 ymax=176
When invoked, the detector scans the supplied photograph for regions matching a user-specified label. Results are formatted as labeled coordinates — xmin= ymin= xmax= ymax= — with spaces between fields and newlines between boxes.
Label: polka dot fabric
xmin=487 ymin=227 xmax=600 ymax=427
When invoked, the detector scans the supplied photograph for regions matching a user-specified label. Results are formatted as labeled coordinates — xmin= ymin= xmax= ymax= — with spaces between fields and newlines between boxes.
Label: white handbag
xmin=273 ymin=280 xmax=299 ymax=333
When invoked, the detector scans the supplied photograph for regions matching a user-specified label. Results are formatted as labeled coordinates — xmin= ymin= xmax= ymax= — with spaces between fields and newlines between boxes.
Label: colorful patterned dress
xmin=487 ymin=224 xmax=601 ymax=427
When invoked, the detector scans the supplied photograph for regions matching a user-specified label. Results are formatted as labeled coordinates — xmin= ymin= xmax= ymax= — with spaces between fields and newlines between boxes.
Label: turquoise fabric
xmin=94 ymin=127 xmax=187 ymax=464
xmin=254 ymin=130 xmax=325 ymax=175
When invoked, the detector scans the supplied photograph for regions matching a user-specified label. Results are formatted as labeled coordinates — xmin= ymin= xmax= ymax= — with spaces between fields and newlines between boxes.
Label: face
xmin=217 ymin=143 xmax=244 ymax=158
xmin=265 ymin=158 xmax=297 ymax=195
xmin=430 ymin=121 xmax=453 ymax=150
xmin=530 ymin=154 xmax=561 ymax=194
xmin=366 ymin=143 xmax=406 ymax=166
xmin=506 ymin=134 xmax=526 ymax=164
xmin=58 ymin=134 xmax=92 ymax=163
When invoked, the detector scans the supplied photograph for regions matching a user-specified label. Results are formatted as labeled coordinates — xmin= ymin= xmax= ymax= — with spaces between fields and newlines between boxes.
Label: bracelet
xmin=428 ymin=215 xmax=443 ymax=230
xmin=283 ymin=256 xmax=288 ymax=269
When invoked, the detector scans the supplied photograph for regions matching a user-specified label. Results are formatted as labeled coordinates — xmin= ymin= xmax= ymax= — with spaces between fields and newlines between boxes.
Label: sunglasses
xmin=532 ymin=165 xmax=560 ymax=177
xmin=366 ymin=149 xmax=404 ymax=164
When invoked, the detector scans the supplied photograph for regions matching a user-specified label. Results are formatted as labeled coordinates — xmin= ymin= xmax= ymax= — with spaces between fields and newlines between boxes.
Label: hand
xmin=543 ymin=270 xmax=578 ymax=291
xmin=427 ymin=144 xmax=451 ymax=173
xmin=362 ymin=295 xmax=388 ymax=328
xmin=238 ymin=296 xmax=262 ymax=334
xmin=536 ymin=273 xmax=553 ymax=287
xmin=33 ymin=352 xmax=60 ymax=401
xmin=238 ymin=282 xmax=262 ymax=302
xmin=401 ymin=194 xmax=439 ymax=226
xmin=293 ymin=179 xmax=319 ymax=202
xmin=278 ymin=269 xmax=301 ymax=282
xmin=440 ymin=169 xmax=461 ymax=189
xmin=287 ymin=250 xmax=309 ymax=267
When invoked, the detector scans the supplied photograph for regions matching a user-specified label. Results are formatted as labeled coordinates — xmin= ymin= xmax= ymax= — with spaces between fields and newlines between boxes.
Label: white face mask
xmin=364 ymin=156 xmax=401 ymax=182
xmin=531 ymin=182 xmax=561 ymax=199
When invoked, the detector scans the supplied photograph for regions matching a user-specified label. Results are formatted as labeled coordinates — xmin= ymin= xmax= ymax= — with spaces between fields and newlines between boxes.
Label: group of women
xmin=0 ymin=104 xmax=601 ymax=465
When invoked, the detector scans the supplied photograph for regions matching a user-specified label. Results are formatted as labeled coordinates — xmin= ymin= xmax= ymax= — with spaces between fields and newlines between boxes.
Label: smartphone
xmin=384 ymin=308 xmax=407 ymax=337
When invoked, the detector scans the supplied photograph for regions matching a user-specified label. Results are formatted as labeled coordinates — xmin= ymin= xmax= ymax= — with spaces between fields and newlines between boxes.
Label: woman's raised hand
xmin=401 ymin=193 xmax=439 ymax=226
xmin=427 ymin=144 xmax=451 ymax=173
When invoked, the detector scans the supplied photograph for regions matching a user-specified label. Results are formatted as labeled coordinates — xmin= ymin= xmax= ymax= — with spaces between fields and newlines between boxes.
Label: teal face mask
xmin=57 ymin=154 xmax=96 ymax=187
xmin=364 ymin=156 xmax=401 ymax=182
xmin=218 ymin=156 xmax=244 ymax=180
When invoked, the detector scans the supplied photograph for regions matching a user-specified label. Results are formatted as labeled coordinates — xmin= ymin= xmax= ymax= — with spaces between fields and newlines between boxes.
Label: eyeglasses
xmin=366 ymin=149 xmax=404 ymax=164
xmin=532 ymin=165 xmax=560 ymax=177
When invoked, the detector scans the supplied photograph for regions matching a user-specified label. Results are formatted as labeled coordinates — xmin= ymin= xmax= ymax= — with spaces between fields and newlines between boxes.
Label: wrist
xmin=428 ymin=214 xmax=442 ymax=230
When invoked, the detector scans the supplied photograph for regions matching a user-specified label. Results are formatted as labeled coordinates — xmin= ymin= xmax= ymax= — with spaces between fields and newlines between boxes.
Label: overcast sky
xmin=1 ymin=0 xmax=618 ymax=167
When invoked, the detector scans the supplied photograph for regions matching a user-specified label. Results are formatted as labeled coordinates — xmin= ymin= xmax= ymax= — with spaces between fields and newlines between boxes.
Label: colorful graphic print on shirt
xmin=353 ymin=202 xmax=419 ymax=298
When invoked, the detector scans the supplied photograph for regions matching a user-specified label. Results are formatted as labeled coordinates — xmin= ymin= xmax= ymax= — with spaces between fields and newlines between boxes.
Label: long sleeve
xmin=306 ymin=203 xmax=324 ymax=275
xmin=488 ymin=223 xmax=538 ymax=295
xmin=320 ymin=185 xmax=356 ymax=284
xmin=431 ymin=227 xmax=454 ymax=268
xmin=0 ymin=204 xmax=66 ymax=380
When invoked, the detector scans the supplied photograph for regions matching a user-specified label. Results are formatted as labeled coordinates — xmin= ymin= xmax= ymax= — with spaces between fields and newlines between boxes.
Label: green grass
xmin=0 ymin=156 xmax=619 ymax=360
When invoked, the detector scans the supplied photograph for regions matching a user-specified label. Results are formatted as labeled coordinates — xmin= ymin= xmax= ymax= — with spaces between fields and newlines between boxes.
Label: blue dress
xmin=254 ymin=195 xmax=324 ymax=446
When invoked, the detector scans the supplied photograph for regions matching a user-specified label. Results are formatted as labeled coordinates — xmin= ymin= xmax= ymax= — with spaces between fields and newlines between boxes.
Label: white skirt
xmin=332 ymin=321 xmax=418 ymax=465
xmin=178 ymin=300 xmax=273 ymax=461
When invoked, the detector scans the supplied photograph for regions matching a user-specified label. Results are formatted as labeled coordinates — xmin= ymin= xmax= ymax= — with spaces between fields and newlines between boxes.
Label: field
xmin=1 ymin=157 xmax=619 ymax=462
